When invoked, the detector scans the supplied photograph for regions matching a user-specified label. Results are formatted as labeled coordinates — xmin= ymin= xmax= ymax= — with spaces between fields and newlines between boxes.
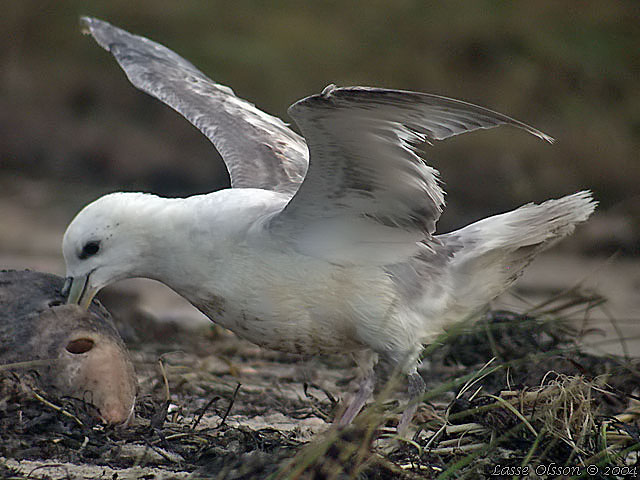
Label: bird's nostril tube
xmin=66 ymin=338 xmax=95 ymax=354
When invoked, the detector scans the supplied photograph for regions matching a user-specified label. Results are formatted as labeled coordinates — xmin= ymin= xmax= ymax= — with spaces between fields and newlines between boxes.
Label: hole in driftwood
xmin=66 ymin=338 xmax=95 ymax=354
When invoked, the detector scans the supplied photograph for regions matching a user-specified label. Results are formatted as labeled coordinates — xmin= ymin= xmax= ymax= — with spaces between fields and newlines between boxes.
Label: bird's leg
xmin=338 ymin=350 xmax=377 ymax=426
xmin=397 ymin=371 xmax=426 ymax=435
xmin=338 ymin=368 xmax=375 ymax=425
xmin=299 ymin=355 xmax=318 ymax=390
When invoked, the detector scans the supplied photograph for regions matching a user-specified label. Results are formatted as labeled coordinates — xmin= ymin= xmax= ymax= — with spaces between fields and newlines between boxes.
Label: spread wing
xmin=268 ymin=85 xmax=554 ymax=265
xmin=80 ymin=16 xmax=308 ymax=194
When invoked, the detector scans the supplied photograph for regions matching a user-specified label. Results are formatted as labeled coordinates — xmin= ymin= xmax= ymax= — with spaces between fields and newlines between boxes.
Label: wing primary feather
xmin=79 ymin=16 xmax=309 ymax=194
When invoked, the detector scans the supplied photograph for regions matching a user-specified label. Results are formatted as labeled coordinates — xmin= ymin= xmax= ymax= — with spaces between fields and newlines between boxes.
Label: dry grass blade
xmin=0 ymin=359 xmax=59 ymax=371
xmin=30 ymin=388 xmax=85 ymax=428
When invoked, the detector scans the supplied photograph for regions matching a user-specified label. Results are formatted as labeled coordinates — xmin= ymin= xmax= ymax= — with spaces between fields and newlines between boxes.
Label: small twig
xmin=468 ymin=385 xmax=483 ymax=402
xmin=149 ymin=358 xmax=173 ymax=428
xmin=320 ymin=386 xmax=338 ymax=406
xmin=27 ymin=464 xmax=68 ymax=479
xmin=444 ymin=423 xmax=487 ymax=435
xmin=158 ymin=432 xmax=212 ymax=443
xmin=424 ymin=422 xmax=448 ymax=451
xmin=428 ymin=443 xmax=487 ymax=454
xmin=0 ymin=359 xmax=58 ymax=371
xmin=218 ymin=383 xmax=241 ymax=428
xmin=31 ymin=388 xmax=84 ymax=427
xmin=158 ymin=358 xmax=171 ymax=404
xmin=301 ymin=383 xmax=336 ymax=421
xmin=305 ymin=400 xmax=333 ymax=422
xmin=456 ymin=358 xmax=497 ymax=398
xmin=388 ymin=435 xmax=423 ymax=457
xmin=142 ymin=437 xmax=182 ymax=465
xmin=485 ymin=393 xmax=538 ymax=436
xmin=191 ymin=395 xmax=220 ymax=430
xmin=304 ymin=382 xmax=338 ymax=407
xmin=438 ymin=436 xmax=477 ymax=447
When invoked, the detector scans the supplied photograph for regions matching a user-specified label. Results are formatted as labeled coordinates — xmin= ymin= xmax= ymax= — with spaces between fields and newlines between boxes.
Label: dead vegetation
xmin=2 ymin=290 xmax=640 ymax=479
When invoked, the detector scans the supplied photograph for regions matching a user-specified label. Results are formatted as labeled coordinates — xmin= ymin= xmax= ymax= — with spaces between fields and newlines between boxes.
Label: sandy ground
xmin=1 ymin=458 xmax=191 ymax=480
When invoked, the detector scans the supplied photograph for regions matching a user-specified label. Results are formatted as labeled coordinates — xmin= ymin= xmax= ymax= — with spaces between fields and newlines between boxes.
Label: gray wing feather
xmin=80 ymin=16 xmax=308 ymax=194
xmin=269 ymin=86 xmax=554 ymax=265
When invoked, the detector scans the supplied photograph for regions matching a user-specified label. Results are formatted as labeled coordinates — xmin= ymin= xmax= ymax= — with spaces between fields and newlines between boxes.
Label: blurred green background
xmin=2 ymin=0 xmax=638 ymax=241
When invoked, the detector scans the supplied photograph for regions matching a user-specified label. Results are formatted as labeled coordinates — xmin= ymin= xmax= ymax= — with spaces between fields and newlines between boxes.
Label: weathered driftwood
xmin=0 ymin=270 xmax=136 ymax=424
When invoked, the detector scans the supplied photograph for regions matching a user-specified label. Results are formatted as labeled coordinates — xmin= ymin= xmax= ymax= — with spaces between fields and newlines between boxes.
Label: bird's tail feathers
xmin=439 ymin=190 xmax=596 ymax=316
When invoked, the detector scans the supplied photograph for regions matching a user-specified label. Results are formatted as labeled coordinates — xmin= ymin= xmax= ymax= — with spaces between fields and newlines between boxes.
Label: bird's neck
xmin=127 ymin=193 xmax=226 ymax=290
xmin=128 ymin=189 xmax=286 ymax=303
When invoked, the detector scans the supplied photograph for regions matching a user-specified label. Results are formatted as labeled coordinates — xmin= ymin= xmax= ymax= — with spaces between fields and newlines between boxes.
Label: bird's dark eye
xmin=79 ymin=241 xmax=100 ymax=259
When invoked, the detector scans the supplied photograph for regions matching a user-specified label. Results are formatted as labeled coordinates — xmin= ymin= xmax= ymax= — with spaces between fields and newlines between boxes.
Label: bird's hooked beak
xmin=62 ymin=274 xmax=97 ymax=310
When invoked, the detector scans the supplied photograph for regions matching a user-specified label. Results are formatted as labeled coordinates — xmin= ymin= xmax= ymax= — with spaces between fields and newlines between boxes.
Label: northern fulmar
xmin=63 ymin=17 xmax=596 ymax=432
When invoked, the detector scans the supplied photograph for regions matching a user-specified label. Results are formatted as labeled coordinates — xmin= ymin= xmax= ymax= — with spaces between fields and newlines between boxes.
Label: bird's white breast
xmin=188 ymin=243 xmax=400 ymax=355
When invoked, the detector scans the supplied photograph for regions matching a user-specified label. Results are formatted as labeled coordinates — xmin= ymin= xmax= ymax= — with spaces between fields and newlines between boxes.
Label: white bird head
xmin=62 ymin=192 xmax=150 ymax=308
